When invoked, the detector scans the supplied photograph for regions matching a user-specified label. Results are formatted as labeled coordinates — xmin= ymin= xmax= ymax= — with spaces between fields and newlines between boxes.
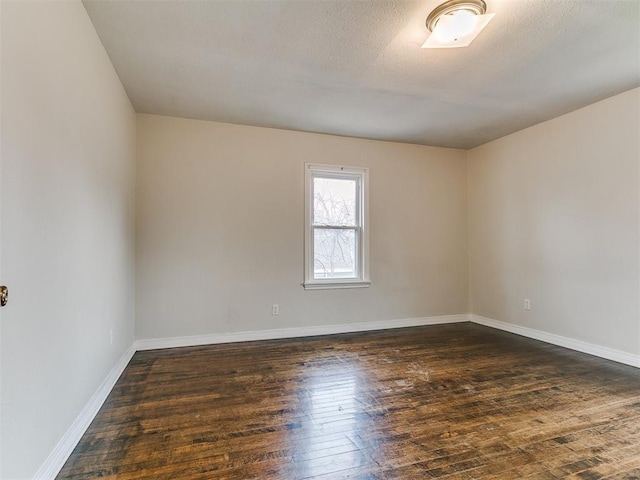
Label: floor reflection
xmin=291 ymin=350 xmax=374 ymax=478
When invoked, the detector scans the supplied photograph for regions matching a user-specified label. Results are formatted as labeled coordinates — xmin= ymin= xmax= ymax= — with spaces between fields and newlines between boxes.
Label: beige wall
xmin=0 ymin=1 xmax=136 ymax=478
xmin=469 ymin=88 xmax=640 ymax=355
xmin=136 ymin=114 xmax=469 ymax=340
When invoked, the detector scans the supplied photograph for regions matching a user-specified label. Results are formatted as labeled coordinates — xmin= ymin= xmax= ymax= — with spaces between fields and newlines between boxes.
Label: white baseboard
xmin=33 ymin=344 xmax=136 ymax=480
xmin=134 ymin=314 xmax=469 ymax=351
xmin=470 ymin=314 xmax=640 ymax=368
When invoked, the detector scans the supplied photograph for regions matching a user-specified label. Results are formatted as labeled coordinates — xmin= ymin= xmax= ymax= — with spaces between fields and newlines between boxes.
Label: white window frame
xmin=304 ymin=163 xmax=370 ymax=290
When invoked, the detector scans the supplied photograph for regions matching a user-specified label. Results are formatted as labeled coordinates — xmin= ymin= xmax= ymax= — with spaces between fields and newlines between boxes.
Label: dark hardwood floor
xmin=57 ymin=323 xmax=640 ymax=479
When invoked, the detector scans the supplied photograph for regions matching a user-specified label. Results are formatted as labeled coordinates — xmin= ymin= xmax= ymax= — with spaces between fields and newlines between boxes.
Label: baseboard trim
xmin=33 ymin=344 xmax=136 ymax=480
xmin=470 ymin=314 xmax=640 ymax=368
xmin=135 ymin=314 xmax=470 ymax=351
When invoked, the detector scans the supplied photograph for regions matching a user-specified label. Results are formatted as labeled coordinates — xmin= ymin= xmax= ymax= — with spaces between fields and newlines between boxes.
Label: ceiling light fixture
xmin=422 ymin=0 xmax=495 ymax=49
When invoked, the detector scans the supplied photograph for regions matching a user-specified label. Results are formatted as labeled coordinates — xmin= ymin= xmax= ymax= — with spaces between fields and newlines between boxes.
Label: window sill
xmin=303 ymin=281 xmax=371 ymax=290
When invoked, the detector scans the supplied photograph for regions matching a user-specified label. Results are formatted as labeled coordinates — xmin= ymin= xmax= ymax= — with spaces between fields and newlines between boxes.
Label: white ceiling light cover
xmin=423 ymin=10 xmax=494 ymax=48
xmin=422 ymin=0 xmax=495 ymax=49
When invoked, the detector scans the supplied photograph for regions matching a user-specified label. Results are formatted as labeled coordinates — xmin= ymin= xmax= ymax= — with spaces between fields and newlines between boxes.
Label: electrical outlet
xmin=524 ymin=299 xmax=531 ymax=311
xmin=109 ymin=328 xmax=114 ymax=345
xmin=272 ymin=304 xmax=279 ymax=316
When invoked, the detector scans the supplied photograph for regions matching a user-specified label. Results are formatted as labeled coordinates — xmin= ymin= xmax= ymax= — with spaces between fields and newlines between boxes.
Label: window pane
xmin=313 ymin=228 xmax=357 ymax=279
xmin=313 ymin=177 xmax=357 ymax=226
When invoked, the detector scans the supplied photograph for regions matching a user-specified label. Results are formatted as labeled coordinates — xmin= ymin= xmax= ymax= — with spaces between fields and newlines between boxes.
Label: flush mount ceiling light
xmin=422 ymin=0 xmax=495 ymax=49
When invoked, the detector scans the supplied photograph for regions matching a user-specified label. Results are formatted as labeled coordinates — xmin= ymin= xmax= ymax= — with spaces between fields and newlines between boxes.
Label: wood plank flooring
xmin=57 ymin=323 xmax=640 ymax=479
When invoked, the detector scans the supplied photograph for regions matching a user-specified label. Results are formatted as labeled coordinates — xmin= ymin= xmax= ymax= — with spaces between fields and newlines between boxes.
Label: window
xmin=304 ymin=163 xmax=370 ymax=290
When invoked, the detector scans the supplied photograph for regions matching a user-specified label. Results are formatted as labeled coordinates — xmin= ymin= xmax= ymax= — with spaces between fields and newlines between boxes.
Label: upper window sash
xmin=311 ymin=172 xmax=361 ymax=228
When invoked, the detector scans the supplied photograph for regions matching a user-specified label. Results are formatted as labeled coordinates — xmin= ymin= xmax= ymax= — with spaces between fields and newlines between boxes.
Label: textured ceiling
xmin=83 ymin=0 xmax=640 ymax=149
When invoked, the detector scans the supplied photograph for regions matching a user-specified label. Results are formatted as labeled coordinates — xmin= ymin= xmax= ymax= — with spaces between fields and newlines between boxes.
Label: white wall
xmin=469 ymin=88 xmax=640 ymax=356
xmin=136 ymin=114 xmax=469 ymax=340
xmin=0 ymin=1 xmax=136 ymax=478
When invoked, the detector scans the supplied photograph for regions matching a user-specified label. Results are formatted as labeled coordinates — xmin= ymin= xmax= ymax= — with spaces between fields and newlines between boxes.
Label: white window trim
xmin=304 ymin=163 xmax=370 ymax=290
